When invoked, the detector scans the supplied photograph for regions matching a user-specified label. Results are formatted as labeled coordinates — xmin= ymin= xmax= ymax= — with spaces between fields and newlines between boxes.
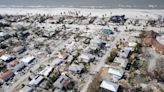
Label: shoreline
xmin=0 ymin=8 xmax=163 ymax=20
xmin=0 ymin=7 xmax=164 ymax=10
xmin=0 ymin=5 xmax=163 ymax=9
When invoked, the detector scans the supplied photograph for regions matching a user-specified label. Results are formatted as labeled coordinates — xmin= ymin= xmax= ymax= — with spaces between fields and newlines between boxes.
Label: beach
xmin=0 ymin=8 xmax=164 ymax=19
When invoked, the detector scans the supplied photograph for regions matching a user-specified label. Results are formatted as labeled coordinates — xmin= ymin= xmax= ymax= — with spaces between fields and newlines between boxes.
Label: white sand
xmin=0 ymin=8 xmax=164 ymax=20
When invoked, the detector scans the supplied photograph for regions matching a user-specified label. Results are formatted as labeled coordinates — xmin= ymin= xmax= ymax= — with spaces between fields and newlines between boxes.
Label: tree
xmin=133 ymin=42 xmax=142 ymax=54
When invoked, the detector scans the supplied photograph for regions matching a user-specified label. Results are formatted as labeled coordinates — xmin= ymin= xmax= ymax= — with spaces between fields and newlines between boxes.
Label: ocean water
xmin=0 ymin=0 xmax=164 ymax=9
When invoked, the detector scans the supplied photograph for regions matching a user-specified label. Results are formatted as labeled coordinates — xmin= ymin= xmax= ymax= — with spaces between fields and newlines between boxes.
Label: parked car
xmin=125 ymin=63 xmax=131 ymax=70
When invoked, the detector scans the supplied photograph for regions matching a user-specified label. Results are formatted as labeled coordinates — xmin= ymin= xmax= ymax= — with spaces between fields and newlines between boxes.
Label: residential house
xmin=0 ymin=70 xmax=14 ymax=83
xmin=100 ymin=80 xmax=119 ymax=92
xmin=108 ymin=68 xmax=124 ymax=82
xmin=39 ymin=66 xmax=53 ymax=77
xmin=68 ymin=64 xmax=84 ymax=73
xmin=29 ymin=75 xmax=44 ymax=86
xmin=90 ymin=38 xmax=106 ymax=50
xmin=110 ymin=15 xmax=126 ymax=23
xmin=21 ymin=56 xmax=35 ymax=64
xmin=53 ymin=75 xmax=71 ymax=89
xmin=119 ymin=48 xmax=131 ymax=58
xmin=79 ymin=53 xmax=94 ymax=63
xmin=113 ymin=57 xmax=128 ymax=68
xmin=52 ymin=58 xmax=64 ymax=66
xmin=8 ymin=60 xmax=19 ymax=68
xmin=19 ymin=86 xmax=33 ymax=92
xmin=0 ymin=54 xmax=16 ymax=62
xmin=13 ymin=46 xmax=26 ymax=54
xmin=15 ymin=63 xmax=26 ymax=72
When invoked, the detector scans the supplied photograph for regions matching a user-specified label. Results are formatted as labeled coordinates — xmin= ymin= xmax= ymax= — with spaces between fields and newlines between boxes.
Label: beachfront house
xmin=53 ymin=75 xmax=71 ymax=89
xmin=110 ymin=15 xmax=126 ymax=23
xmin=100 ymin=80 xmax=119 ymax=92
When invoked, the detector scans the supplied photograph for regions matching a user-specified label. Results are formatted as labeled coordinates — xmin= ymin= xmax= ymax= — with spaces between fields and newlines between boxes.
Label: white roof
xmin=39 ymin=66 xmax=53 ymax=77
xmin=29 ymin=75 xmax=44 ymax=86
xmin=0 ymin=32 xmax=8 ymax=37
xmin=52 ymin=58 xmax=63 ymax=65
xmin=21 ymin=56 xmax=35 ymax=64
xmin=100 ymin=80 xmax=119 ymax=92
xmin=108 ymin=68 xmax=124 ymax=77
xmin=128 ymin=42 xmax=137 ymax=47
xmin=119 ymin=48 xmax=131 ymax=58
xmin=0 ymin=54 xmax=12 ymax=61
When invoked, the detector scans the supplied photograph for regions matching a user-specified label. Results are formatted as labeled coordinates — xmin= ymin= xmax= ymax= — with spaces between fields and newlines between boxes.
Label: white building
xmin=39 ymin=66 xmax=53 ymax=77
xmin=29 ymin=75 xmax=44 ymax=86
xmin=52 ymin=58 xmax=64 ymax=66
xmin=128 ymin=42 xmax=137 ymax=47
xmin=100 ymin=80 xmax=119 ymax=92
xmin=21 ymin=56 xmax=35 ymax=64
xmin=108 ymin=68 xmax=124 ymax=82
xmin=119 ymin=48 xmax=131 ymax=58
xmin=0 ymin=54 xmax=15 ymax=62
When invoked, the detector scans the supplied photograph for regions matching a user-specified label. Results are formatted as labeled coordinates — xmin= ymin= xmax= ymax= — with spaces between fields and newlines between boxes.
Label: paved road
xmin=80 ymin=30 xmax=125 ymax=92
